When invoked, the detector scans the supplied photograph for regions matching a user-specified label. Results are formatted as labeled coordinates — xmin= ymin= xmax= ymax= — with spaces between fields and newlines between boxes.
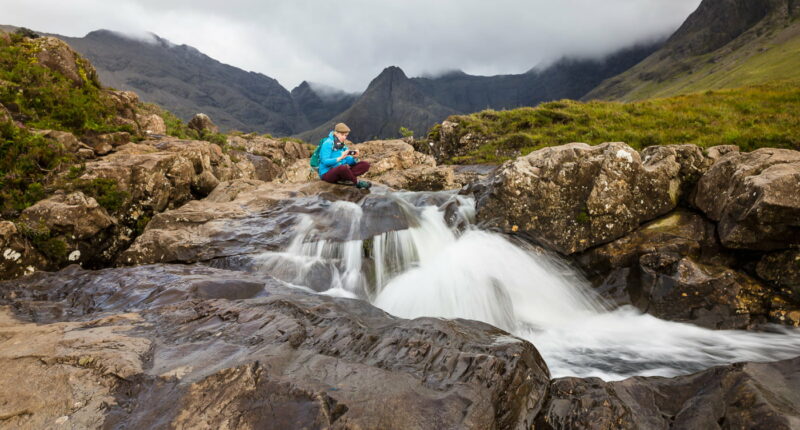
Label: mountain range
xmin=40 ymin=28 xmax=658 ymax=140
xmin=7 ymin=0 xmax=795 ymax=140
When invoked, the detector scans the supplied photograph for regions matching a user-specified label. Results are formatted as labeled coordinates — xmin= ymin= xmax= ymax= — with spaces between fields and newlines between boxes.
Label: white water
xmin=254 ymin=190 xmax=800 ymax=380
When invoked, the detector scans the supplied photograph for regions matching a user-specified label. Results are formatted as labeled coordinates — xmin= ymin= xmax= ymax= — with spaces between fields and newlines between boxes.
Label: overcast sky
xmin=5 ymin=0 xmax=702 ymax=92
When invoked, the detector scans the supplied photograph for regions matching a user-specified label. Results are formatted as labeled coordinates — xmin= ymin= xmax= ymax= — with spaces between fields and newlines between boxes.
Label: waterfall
xmin=253 ymin=189 xmax=800 ymax=380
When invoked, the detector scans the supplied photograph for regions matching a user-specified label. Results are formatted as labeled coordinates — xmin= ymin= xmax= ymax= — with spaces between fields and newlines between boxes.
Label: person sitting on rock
xmin=318 ymin=122 xmax=371 ymax=189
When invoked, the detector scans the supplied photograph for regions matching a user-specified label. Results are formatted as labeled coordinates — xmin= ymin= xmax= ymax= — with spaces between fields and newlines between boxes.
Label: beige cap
xmin=334 ymin=123 xmax=351 ymax=133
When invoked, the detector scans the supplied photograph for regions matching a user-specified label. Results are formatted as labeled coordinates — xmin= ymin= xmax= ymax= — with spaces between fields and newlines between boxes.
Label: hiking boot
xmin=356 ymin=180 xmax=372 ymax=189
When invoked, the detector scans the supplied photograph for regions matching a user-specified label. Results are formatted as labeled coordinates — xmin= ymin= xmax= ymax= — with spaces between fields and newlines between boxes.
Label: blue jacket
xmin=318 ymin=131 xmax=356 ymax=177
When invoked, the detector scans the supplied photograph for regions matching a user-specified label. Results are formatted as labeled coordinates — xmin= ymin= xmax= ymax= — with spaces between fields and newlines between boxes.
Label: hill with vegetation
xmin=425 ymin=80 xmax=800 ymax=164
xmin=0 ymin=28 xmax=227 ymax=219
xmin=61 ymin=29 xmax=309 ymax=135
xmin=586 ymin=0 xmax=800 ymax=101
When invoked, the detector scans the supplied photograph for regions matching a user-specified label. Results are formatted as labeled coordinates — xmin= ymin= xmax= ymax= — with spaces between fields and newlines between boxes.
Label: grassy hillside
xmin=587 ymin=1 xmax=800 ymax=101
xmin=430 ymin=81 xmax=800 ymax=164
xmin=604 ymin=26 xmax=800 ymax=102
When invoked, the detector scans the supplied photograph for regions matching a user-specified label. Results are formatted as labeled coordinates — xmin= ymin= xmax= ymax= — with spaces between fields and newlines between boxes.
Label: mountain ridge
xmin=586 ymin=0 xmax=800 ymax=101
xmin=60 ymin=29 xmax=310 ymax=135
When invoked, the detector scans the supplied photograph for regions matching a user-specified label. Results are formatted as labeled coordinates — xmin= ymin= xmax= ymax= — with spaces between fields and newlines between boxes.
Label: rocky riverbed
xmin=2 ymin=136 xmax=800 ymax=429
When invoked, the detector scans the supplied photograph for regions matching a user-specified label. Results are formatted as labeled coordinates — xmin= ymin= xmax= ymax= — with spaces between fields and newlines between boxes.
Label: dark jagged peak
xmin=664 ymin=0 xmax=783 ymax=56
xmin=371 ymin=65 xmax=409 ymax=85
xmin=295 ymin=65 xmax=457 ymax=142
xmin=292 ymin=81 xmax=359 ymax=128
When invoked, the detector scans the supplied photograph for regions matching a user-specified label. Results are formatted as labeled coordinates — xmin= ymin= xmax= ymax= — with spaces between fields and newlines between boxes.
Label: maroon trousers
xmin=321 ymin=161 xmax=370 ymax=184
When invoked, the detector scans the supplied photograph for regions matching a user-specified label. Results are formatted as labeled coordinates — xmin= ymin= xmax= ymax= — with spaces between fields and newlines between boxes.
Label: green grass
xmin=0 ymin=32 xmax=129 ymax=135
xmin=431 ymin=81 xmax=800 ymax=164
xmin=627 ymin=35 xmax=800 ymax=101
xmin=0 ymin=119 xmax=74 ymax=217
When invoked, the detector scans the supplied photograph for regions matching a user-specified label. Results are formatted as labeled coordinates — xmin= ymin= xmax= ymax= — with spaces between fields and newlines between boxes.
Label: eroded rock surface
xmin=536 ymin=357 xmax=800 ymax=430
xmin=577 ymin=211 xmax=799 ymax=329
xmin=693 ymin=148 xmax=800 ymax=250
xmin=117 ymin=180 xmax=402 ymax=265
xmin=474 ymin=142 xmax=691 ymax=255
xmin=188 ymin=113 xmax=219 ymax=134
xmin=0 ymin=264 xmax=550 ymax=429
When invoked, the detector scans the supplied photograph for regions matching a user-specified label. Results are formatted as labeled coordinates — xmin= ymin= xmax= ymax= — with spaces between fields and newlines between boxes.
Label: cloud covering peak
xmin=5 ymin=0 xmax=701 ymax=92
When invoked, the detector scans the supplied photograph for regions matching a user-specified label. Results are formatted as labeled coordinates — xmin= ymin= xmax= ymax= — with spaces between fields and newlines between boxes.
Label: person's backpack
xmin=309 ymin=137 xmax=326 ymax=171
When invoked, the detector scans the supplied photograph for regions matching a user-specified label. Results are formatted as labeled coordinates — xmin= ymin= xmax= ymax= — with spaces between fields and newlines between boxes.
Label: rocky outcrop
xmin=423 ymin=120 xmax=489 ymax=165
xmin=758 ymin=250 xmax=800 ymax=295
xmin=536 ymin=356 xmax=800 ymax=429
xmin=693 ymin=148 xmax=800 ymax=250
xmin=474 ymin=142 xmax=693 ymax=255
xmin=575 ymin=211 xmax=789 ymax=329
xmin=29 ymin=36 xmax=100 ymax=88
xmin=227 ymin=134 xmax=310 ymax=182
xmin=136 ymin=113 xmax=166 ymax=134
xmin=18 ymin=192 xmax=116 ymax=268
xmin=358 ymin=139 xmax=460 ymax=191
xmin=34 ymin=129 xmax=82 ymax=152
xmin=0 ymin=138 xmax=255 ymax=280
xmin=0 ymin=264 xmax=549 ymax=429
xmin=188 ymin=113 xmax=219 ymax=134
xmin=118 ymin=180 xmax=396 ymax=266
xmin=0 ymin=221 xmax=48 ymax=279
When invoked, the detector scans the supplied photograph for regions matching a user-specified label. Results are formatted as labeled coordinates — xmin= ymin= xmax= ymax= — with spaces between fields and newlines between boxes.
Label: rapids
xmin=248 ymin=189 xmax=800 ymax=380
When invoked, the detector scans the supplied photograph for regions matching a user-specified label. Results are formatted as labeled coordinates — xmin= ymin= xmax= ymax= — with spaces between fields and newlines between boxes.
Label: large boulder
xmin=18 ymin=192 xmax=116 ymax=267
xmin=227 ymin=134 xmax=310 ymax=182
xmin=693 ymin=148 xmax=800 ymax=250
xmin=188 ymin=113 xmax=219 ymax=134
xmin=0 ymin=264 xmax=550 ymax=429
xmin=422 ymin=119 xmax=490 ymax=164
xmin=34 ymin=129 xmax=82 ymax=152
xmin=359 ymin=139 xmax=460 ymax=190
xmin=536 ymin=357 xmax=800 ymax=429
xmin=136 ymin=113 xmax=166 ymax=135
xmin=474 ymin=142 xmax=690 ymax=255
xmin=29 ymin=36 xmax=100 ymax=88
xmin=577 ymin=211 xmax=795 ymax=329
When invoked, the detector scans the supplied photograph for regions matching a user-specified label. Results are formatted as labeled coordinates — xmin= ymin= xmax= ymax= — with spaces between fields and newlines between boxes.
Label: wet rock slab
xmin=536 ymin=357 xmax=800 ymax=429
xmin=0 ymin=264 xmax=550 ymax=429
xmin=119 ymin=180 xmax=416 ymax=266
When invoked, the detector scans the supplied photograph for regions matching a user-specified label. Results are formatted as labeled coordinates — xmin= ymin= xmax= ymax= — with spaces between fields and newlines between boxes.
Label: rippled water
xmin=250 ymin=189 xmax=800 ymax=380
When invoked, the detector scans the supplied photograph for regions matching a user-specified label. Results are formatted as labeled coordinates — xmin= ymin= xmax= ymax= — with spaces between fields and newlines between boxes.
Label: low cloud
xmin=5 ymin=0 xmax=702 ymax=92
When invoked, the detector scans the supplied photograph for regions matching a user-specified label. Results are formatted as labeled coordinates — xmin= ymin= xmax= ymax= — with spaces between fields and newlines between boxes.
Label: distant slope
xmin=291 ymin=81 xmax=359 ymax=129
xmin=413 ymin=41 xmax=661 ymax=113
xmin=61 ymin=30 xmax=309 ymax=135
xmin=297 ymin=66 xmax=458 ymax=143
xmin=586 ymin=0 xmax=800 ymax=101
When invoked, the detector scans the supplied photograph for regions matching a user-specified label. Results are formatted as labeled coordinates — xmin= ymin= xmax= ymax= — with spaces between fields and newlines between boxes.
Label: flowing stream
xmin=249 ymin=189 xmax=800 ymax=380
